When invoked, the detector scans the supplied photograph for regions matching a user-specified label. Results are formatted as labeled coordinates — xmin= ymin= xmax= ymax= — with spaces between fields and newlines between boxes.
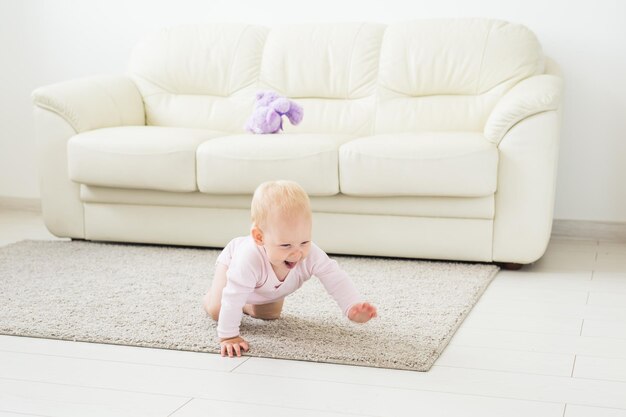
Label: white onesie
xmin=215 ymin=236 xmax=361 ymax=339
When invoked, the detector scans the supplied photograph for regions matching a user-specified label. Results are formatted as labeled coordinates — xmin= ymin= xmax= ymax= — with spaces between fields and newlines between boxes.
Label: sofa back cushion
xmin=129 ymin=19 xmax=544 ymax=135
xmin=375 ymin=19 xmax=544 ymax=133
xmin=129 ymin=24 xmax=268 ymax=132
xmin=259 ymin=23 xmax=385 ymax=135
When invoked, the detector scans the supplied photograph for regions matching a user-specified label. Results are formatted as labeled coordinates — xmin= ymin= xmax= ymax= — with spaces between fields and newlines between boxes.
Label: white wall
xmin=1 ymin=0 xmax=625 ymax=222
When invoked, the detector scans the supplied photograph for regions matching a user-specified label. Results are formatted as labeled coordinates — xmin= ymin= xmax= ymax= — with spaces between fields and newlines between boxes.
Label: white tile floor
xmin=1 ymin=208 xmax=625 ymax=417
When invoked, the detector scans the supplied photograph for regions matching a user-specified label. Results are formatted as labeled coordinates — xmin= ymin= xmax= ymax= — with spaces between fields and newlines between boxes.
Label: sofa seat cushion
xmin=68 ymin=126 xmax=226 ymax=191
xmin=196 ymin=134 xmax=353 ymax=195
xmin=339 ymin=132 xmax=498 ymax=197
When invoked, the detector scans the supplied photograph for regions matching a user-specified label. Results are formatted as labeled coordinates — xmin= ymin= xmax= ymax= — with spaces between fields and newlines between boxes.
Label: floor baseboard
xmin=0 ymin=196 xmax=41 ymax=212
xmin=552 ymin=219 xmax=626 ymax=242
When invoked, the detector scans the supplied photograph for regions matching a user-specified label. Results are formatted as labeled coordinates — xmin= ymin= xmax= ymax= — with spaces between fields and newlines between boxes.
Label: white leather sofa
xmin=32 ymin=18 xmax=563 ymax=266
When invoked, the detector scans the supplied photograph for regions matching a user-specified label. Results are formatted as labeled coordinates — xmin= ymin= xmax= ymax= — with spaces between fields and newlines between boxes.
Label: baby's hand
xmin=220 ymin=336 xmax=249 ymax=357
xmin=348 ymin=302 xmax=378 ymax=323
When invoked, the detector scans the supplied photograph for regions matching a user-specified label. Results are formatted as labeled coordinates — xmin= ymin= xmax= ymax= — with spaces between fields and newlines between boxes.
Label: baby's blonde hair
xmin=251 ymin=180 xmax=311 ymax=229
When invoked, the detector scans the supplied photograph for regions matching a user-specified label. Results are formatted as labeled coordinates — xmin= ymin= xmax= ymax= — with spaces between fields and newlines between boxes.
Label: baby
xmin=203 ymin=180 xmax=378 ymax=357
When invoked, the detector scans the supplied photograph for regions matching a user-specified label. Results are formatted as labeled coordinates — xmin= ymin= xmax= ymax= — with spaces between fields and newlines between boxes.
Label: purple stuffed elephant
xmin=245 ymin=91 xmax=303 ymax=134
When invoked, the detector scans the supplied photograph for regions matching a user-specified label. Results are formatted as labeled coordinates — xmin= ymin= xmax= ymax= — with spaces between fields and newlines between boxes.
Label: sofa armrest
xmin=32 ymin=74 xmax=145 ymax=133
xmin=484 ymin=74 xmax=563 ymax=145
xmin=32 ymin=75 xmax=144 ymax=239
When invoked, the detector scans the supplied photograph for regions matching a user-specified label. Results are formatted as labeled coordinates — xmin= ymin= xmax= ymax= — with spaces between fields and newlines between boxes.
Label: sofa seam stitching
xmin=227 ymin=25 xmax=251 ymax=96
xmin=33 ymin=102 xmax=80 ymax=133
xmin=490 ymin=154 xmax=498 ymax=262
xmin=131 ymin=73 xmax=174 ymax=95
xmin=344 ymin=148 xmax=496 ymax=161
xmin=493 ymin=108 xmax=557 ymax=145
xmin=371 ymin=25 xmax=386 ymax=136
xmin=72 ymin=149 xmax=199 ymax=156
xmin=345 ymin=23 xmax=365 ymax=99
xmin=93 ymin=77 xmax=124 ymax=126
xmin=476 ymin=22 xmax=494 ymax=95
xmin=201 ymin=150 xmax=336 ymax=161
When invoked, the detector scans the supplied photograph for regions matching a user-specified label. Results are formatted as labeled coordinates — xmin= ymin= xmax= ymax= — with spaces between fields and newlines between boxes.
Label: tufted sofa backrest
xmin=129 ymin=19 xmax=544 ymax=136
xmin=129 ymin=24 xmax=268 ymax=132
xmin=375 ymin=19 xmax=544 ymax=133
xmin=258 ymin=23 xmax=385 ymax=135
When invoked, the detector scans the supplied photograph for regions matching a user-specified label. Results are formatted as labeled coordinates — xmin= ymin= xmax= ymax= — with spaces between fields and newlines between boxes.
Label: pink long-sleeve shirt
xmin=216 ymin=236 xmax=362 ymax=339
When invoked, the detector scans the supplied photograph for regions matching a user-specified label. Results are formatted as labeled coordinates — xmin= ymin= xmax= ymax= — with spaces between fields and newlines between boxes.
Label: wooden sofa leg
xmin=497 ymin=262 xmax=524 ymax=270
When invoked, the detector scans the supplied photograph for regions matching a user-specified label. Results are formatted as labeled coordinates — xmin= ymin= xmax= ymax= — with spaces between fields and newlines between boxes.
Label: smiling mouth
xmin=284 ymin=260 xmax=297 ymax=269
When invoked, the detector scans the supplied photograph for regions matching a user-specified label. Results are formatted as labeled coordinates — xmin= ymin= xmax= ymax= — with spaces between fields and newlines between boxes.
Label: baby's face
xmin=260 ymin=212 xmax=312 ymax=273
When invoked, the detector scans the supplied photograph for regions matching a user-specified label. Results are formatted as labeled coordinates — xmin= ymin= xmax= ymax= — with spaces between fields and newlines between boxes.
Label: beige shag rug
xmin=0 ymin=240 xmax=498 ymax=371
